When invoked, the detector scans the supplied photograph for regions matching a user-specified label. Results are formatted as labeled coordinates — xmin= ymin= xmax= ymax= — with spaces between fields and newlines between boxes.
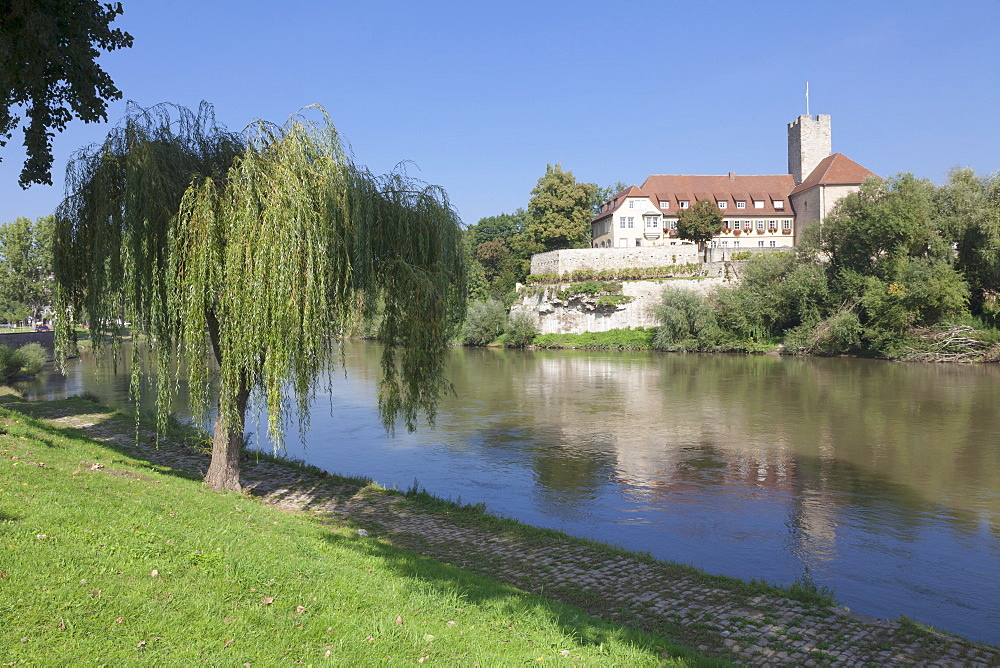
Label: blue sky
xmin=2 ymin=0 xmax=998 ymax=227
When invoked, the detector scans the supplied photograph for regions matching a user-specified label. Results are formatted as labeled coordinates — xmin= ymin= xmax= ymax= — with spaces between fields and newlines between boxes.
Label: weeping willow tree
xmin=54 ymin=102 xmax=465 ymax=491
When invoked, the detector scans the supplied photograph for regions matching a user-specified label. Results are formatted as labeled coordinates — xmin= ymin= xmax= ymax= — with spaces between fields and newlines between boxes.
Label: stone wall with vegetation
xmin=530 ymin=247 xmax=701 ymax=276
xmin=512 ymin=277 xmax=728 ymax=335
xmin=0 ymin=330 xmax=54 ymax=357
xmin=531 ymin=246 xmax=788 ymax=278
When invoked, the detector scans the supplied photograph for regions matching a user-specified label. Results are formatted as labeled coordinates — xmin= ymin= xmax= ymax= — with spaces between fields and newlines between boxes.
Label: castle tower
xmin=787 ymin=114 xmax=831 ymax=184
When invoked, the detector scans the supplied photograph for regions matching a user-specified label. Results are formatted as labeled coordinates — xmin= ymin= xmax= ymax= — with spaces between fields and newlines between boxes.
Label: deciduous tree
xmin=823 ymin=174 xmax=947 ymax=280
xmin=54 ymin=103 xmax=465 ymax=491
xmin=523 ymin=164 xmax=596 ymax=252
xmin=1 ymin=0 xmax=133 ymax=186
xmin=675 ymin=199 xmax=723 ymax=250
xmin=934 ymin=168 xmax=1000 ymax=323
xmin=0 ymin=215 xmax=54 ymax=322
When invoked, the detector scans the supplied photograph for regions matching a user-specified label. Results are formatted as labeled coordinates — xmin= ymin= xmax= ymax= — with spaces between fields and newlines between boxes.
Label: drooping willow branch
xmin=54 ymin=102 xmax=465 ymax=454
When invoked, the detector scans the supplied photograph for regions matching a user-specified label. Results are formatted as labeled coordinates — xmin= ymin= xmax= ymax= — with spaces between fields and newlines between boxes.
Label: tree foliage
xmin=0 ymin=0 xmax=133 ymax=186
xmin=675 ymin=199 xmax=723 ymax=247
xmin=463 ymin=209 xmax=529 ymax=303
xmin=0 ymin=215 xmax=54 ymax=322
xmin=715 ymin=252 xmax=830 ymax=342
xmin=934 ymin=168 xmax=1000 ymax=323
xmin=523 ymin=164 xmax=596 ymax=253
xmin=54 ymin=102 xmax=465 ymax=491
xmin=824 ymin=174 xmax=947 ymax=280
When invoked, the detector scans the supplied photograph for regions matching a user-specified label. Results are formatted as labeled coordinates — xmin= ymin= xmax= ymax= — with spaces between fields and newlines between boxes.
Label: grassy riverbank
xmin=4 ymin=395 xmax=996 ymax=665
xmin=0 ymin=395 xmax=701 ymax=666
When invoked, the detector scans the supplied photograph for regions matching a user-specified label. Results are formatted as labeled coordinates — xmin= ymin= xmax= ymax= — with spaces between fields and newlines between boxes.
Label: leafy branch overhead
xmin=0 ymin=0 xmax=133 ymax=187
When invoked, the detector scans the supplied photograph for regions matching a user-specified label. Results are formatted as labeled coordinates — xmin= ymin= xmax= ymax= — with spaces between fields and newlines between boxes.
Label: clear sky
xmin=2 ymin=0 xmax=998 ymax=227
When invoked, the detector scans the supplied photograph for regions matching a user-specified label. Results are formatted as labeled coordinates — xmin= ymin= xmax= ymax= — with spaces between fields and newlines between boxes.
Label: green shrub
xmin=461 ymin=299 xmax=508 ymax=346
xmin=533 ymin=328 xmax=655 ymax=350
xmin=503 ymin=311 xmax=538 ymax=348
xmin=652 ymin=287 xmax=721 ymax=351
xmin=0 ymin=344 xmax=20 ymax=378
xmin=596 ymin=294 xmax=633 ymax=307
xmin=16 ymin=343 xmax=47 ymax=375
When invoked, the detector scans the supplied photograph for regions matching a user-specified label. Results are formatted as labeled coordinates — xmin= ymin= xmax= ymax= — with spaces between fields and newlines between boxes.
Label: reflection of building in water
xmin=518 ymin=353 xmax=841 ymax=563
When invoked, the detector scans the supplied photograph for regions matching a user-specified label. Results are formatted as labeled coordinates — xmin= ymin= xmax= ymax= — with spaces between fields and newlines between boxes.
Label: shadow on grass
xmin=0 ymin=394 xmax=207 ymax=484
xmin=315 ymin=530 xmax=706 ymax=665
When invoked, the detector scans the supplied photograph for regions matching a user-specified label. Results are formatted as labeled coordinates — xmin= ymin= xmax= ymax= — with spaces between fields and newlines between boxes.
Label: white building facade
xmin=590 ymin=115 xmax=877 ymax=250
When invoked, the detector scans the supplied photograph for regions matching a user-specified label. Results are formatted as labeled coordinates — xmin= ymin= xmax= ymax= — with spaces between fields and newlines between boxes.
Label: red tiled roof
xmin=640 ymin=174 xmax=796 ymax=215
xmin=790 ymin=153 xmax=878 ymax=195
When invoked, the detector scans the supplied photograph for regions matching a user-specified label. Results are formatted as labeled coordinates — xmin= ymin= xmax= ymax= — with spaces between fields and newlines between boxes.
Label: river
xmin=14 ymin=341 xmax=1000 ymax=644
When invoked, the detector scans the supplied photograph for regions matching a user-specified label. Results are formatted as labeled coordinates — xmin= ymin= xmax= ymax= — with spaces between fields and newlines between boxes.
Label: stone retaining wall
xmin=512 ymin=277 xmax=730 ymax=335
xmin=531 ymin=246 xmax=791 ymax=276
xmin=0 ymin=331 xmax=55 ymax=357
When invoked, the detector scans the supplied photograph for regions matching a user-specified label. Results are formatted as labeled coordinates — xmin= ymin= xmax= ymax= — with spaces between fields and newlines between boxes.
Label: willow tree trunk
xmin=205 ymin=384 xmax=250 ymax=492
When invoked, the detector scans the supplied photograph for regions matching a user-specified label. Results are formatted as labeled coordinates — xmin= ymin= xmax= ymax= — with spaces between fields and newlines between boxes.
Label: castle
xmin=589 ymin=114 xmax=877 ymax=250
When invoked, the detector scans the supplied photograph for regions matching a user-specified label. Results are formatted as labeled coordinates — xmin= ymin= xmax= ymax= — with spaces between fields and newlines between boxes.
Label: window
xmin=668 ymin=220 xmax=677 ymax=230
xmin=679 ymin=200 xmax=689 ymax=209
xmin=659 ymin=201 xmax=670 ymax=209
xmin=645 ymin=216 xmax=659 ymax=229
xmin=733 ymin=220 xmax=742 ymax=230
xmin=754 ymin=200 xmax=764 ymax=209
xmin=783 ymin=219 xmax=792 ymax=230
xmin=627 ymin=217 xmax=634 ymax=229
xmin=718 ymin=201 xmax=728 ymax=209
xmin=757 ymin=220 xmax=765 ymax=230
xmin=711 ymin=240 xmax=717 ymax=248
xmin=629 ymin=200 xmax=636 ymax=209
xmin=773 ymin=200 xmax=784 ymax=210
xmin=635 ymin=238 xmax=642 ymax=246
xmin=736 ymin=201 xmax=746 ymax=209
xmin=619 ymin=217 xmax=626 ymax=229
xmin=758 ymin=240 xmax=765 ymax=247
xmin=770 ymin=240 xmax=776 ymax=247
xmin=721 ymin=240 xmax=728 ymax=247
xmin=768 ymin=220 xmax=778 ymax=230
xmin=733 ymin=240 xmax=740 ymax=248
xmin=619 ymin=238 xmax=628 ymax=247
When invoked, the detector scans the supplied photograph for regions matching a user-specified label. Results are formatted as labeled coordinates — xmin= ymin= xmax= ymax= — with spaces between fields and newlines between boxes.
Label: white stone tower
xmin=787 ymin=114 xmax=831 ymax=184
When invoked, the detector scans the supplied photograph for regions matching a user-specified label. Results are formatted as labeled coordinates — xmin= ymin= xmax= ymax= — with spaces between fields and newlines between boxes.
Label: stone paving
xmin=31 ymin=404 xmax=1000 ymax=666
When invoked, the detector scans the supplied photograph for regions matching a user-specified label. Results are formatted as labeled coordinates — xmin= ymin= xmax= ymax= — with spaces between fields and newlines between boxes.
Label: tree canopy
xmin=0 ymin=0 xmax=133 ymax=187
xmin=0 ymin=215 xmax=54 ymax=323
xmin=522 ymin=164 xmax=596 ymax=253
xmin=675 ymin=199 xmax=723 ymax=248
xmin=54 ymin=102 xmax=465 ymax=491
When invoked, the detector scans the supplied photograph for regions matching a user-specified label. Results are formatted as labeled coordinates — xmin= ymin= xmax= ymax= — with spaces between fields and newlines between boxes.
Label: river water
xmin=15 ymin=342 xmax=1000 ymax=644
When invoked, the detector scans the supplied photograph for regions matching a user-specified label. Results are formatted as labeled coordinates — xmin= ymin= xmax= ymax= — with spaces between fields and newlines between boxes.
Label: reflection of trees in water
xmin=475 ymin=348 xmax=1000 ymax=541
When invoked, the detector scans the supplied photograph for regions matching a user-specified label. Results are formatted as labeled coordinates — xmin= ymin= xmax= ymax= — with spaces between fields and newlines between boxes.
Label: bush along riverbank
xmin=3 ymin=394 xmax=998 ymax=665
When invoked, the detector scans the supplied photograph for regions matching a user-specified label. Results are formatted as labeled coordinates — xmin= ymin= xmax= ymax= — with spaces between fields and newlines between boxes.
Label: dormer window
xmin=773 ymin=200 xmax=785 ymax=210
xmin=679 ymin=200 xmax=689 ymax=209
xmin=659 ymin=201 xmax=669 ymax=209
xmin=754 ymin=200 xmax=765 ymax=209
xmin=718 ymin=201 xmax=728 ymax=209
xmin=736 ymin=201 xmax=746 ymax=209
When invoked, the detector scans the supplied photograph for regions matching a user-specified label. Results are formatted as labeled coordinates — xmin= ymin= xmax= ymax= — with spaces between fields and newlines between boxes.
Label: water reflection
xmin=14 ymin=342 xmax=1000 ymax=644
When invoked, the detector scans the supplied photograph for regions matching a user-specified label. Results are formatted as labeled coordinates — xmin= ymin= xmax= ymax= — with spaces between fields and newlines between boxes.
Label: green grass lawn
xmin=0 ymin=401 xmax=699 ymax=666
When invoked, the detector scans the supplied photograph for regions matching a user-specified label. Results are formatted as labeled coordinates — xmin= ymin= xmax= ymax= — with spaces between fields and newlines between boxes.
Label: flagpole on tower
xmin=806 ymin=81 xmax=810 ymax=117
